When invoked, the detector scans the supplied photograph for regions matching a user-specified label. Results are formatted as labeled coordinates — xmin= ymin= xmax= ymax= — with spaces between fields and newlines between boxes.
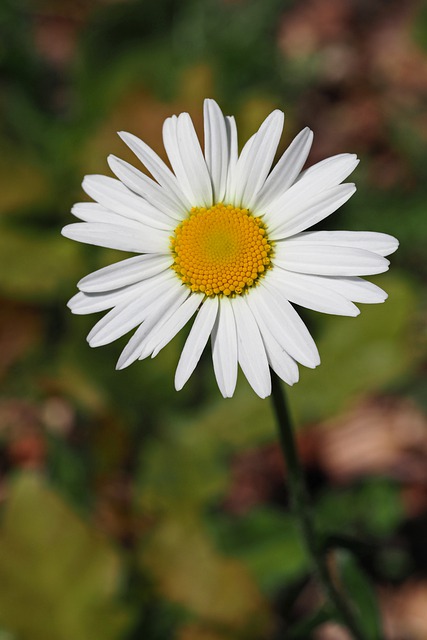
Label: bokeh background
xmin=1 ymin=0 xmax=427 ymax=638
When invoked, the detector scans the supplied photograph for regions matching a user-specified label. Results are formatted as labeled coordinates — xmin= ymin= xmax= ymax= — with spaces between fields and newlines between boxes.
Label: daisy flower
xmin=62 ymin=99 xmax=398 ymax=398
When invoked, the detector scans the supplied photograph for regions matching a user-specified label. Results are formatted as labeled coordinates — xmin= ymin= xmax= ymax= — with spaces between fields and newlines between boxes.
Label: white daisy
xmin=62 ymin=99 xmax=398 ymax=399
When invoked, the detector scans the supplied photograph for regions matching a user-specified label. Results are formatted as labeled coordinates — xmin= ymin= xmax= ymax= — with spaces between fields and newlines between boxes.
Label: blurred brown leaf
xmin=0 ymin=399 xmax=46 ymax=471
xmin=315 ymin=622 xmax=352 ymax=640
xmin=0 ymin=159 xmax=50 ymax=216
xmin=0 ymin=301 xmax=42 ymax=377
xmin=32 ymin=13 xmax=81 ymax=68
xmin=381 ymin=581 xmax=427 ymax=640
xmin=223 ymin=443 xmax=285 ymax=515
xmin=279 ymin=0 xmax=353 ymax=58
xmin=317 ymin=397 xmax=427 ymax=486
xmin=177 ymin=623 xmax=228 ymax=640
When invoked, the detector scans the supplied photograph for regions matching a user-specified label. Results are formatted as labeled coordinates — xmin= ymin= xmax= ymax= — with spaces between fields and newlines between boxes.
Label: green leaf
xmin=316 ymin=478 xmax=403 ymax=539
xmin=210 ymin=508 xmax=308 ymax=593
xmin=0 ymin=473 xmax=130 ymax=640
xmin=336 ymin=550 xmax=383 ymax=640
xmin=287 ymin=607 xmax=332 ymax=640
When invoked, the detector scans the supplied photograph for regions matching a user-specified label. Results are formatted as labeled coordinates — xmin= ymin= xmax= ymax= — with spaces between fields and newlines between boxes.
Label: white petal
xmin=149 ymin=292 xmax=204 ymax=357
xmin=107 ymin=155 xmax=184 ymax=220
xmin=256 ymin=320 xmax=300 ymax=385
xmin=87 ymin=300 xmax=151 ymax=347
xmin=280 ymin=230 xmax=399 ymax=257
xmin=175 ymin=297 xmax=219 ymax=390
xmin=118 ymin=131 xmax=191 ymax=210
xmin=138 ymin=287 xmax=191 ymax=360
xmin=116 ymin=286 xmax=189 ymax=369
xmin=224 ymin=116 xmax=238 ymax=201
xmin=301 ymin=275 xmax=388 ymax=304
xmin=178 ymin=113 xmax=213 ymax=206
xmin=253 ymin=127 xmax=314 ymax=212
xmin=264 ymin=151 xmax=358 ymax=229
xmin=268 ymin=183 xmax=357 ymax=239
xmin=71 ymin=203 xmax=155 ymax=230
xmin=87 ymin=272 xmax=179 ymax=347
xmin=62 ymin=222 xmax=169 ymax=253
xmin=71 ymin=202 xmax=132 ymax=225
xmin=78 ymin=254 xmax=172 ymax=293
xmin=246 ymin=283 xmax=320 ymax=368
xmin=68 ymin=280 xmax=148 ymax=315
xmin=233 ymin=110 xmax=285 ymax=209
xmin=269 ymin=268 xmax=360 ymax=316
xmin=275 ymin=244 xmax=390 ymax=276
xmin=211 ymin=296 xmax=238 ymax=398
xmin=204 ymin=99 xmax=229 ymax=203
xmin=231 ymin=296 xmax=271 ymax=398
xmin=295 ymin=153 xmax=360 ymax=191
xmin=82 ymin=175 xmax=172 ymax=230
xmin=163 ymin=113 xmax=213 ymax=207
xmin=162 ymin=116 xmax=191 ymax=198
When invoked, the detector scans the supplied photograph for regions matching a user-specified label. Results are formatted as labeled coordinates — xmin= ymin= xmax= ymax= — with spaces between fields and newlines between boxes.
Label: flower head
xmin=62 ymin=99 xmax=398 ymax=398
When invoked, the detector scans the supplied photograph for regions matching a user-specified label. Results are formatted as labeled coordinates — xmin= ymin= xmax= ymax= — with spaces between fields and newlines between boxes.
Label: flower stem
xmin=270 ymin=371 xmax=368 ymax=640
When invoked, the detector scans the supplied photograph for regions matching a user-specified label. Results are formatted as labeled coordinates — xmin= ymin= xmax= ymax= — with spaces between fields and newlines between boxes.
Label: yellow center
xmin=170 ymin=203 xmax=273 ymax=296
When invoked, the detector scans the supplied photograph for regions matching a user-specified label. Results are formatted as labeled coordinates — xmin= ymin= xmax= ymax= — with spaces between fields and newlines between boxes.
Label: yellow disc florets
xmin=170 ymin=203 xmax=273 ymax=296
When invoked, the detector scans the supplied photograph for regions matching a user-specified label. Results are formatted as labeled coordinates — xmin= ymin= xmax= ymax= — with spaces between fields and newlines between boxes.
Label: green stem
xmin=270 ymin=371 xmax=368 ymax=640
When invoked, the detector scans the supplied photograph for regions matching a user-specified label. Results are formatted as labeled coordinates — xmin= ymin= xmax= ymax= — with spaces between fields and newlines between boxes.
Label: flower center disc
xmin=171 ymin=203 xmax=272 ymax=296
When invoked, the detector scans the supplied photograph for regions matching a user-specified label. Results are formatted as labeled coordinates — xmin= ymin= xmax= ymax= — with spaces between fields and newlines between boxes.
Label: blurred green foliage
xmin=1 ymin=0 xmax=427 ymax=638
xmin=0 ymin=474 xmax=130 ymax=640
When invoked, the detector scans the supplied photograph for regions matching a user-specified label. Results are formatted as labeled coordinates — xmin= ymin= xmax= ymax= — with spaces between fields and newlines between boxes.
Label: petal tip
xmin=116 ymin=355 xmax=130 ymax=370
xmin=118 ymin=131 xmax=134 ymax=145
xmin=387 ymin=236 xmax=399 ymax=255
xmin=61 ymin=225 xmax=75 ymax=239
xmin=174 ymin=375 xmax=184 ymax=391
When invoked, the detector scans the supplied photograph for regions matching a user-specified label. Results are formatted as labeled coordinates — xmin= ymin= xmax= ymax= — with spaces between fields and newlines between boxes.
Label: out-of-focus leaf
xmin=316 ymin=396 xmax=427 ymax=485
xmin=316 ymin=478 xmax=403 ymax=539
xmin=82 ymin=72 xmax=212 ymax=176
xmin=177 ymin=623 xmax=226 ymax=640
xmin=0 ymin=473 xmax=130 ymax=640
xmin=0 ymin=156 xmax=50 ymax=215
xmin=413 ymin=2 xmax=427 ymax=51
xmin=289 ymin=273 xmax=419 ymax=422
xmin=0 ymin=301 xmax=42 ymax=377
xmin=54 ymin=363 xmax=109 ymax=414
xmin=238 ymin=95 xmax=283 ymax=145
xmin=0 ymin=228 xmax=84 ymax=302
xmin=177 ymin=384 xmax=274 ymax=450
xmin=287 ymin=607 xmax=332 ymax=640
xmin=336 ymin=550 xmax=383 ymax=640
xmin=139 ymin=433 xmax=226 ymax=513
xmin=46 ymin=434 xmax=90 ymax=510
xmin=139 ymin=383 xmax=277 ymax=514
xmin=347 ymin=190 xmax=427 ymax=272
xmin=380 ymin=580 xmax=427 ymax=639
xmin=140 ymin=515 xmax=267 ymax=636
xmin=210 ymin=508 xmax=308 ymax=593
xmin=172 ymin=0 xmax=283 ymax=101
